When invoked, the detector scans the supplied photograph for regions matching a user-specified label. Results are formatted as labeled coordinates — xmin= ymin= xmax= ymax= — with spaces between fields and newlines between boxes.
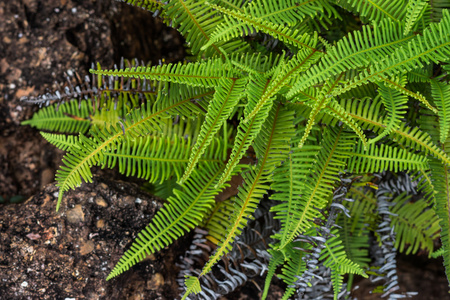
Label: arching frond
xmin=187 ymin=104 xmax=294 ymax=297
xmin=331 ymin=10 xmax=450 ymax=98
xmin=288 ymin=19 xmax=413 ymax=96
xmin=91 ymin=59 xmax=230 ymax=88
xmin=370 ymin=76 xmax=408 ymax=144
xmin=203 ymin=2 xmax=320 ymax=51
xmin=40 ymin=132 xmax=79 ymax=152
xmin=107 ymin=162 xmax=225 ymax=280
xmin=431 ymin=79 xmax=450 ymax=143
xmin=21 ymin=99 xmax=92 ymax=134
xmin=404 ymin=0 xmax=428 ymax=35
xmin=181 ymin=78 xmax=246 ymax=183
xmin=389 ymin=192 xmax=440 ymax=255
xmin=273 ymin=127 xmax=356 ymax=249
xmin=334 ymin=0 xmax=408 ymax=24
xmin=346 ymin=141 xmax=428 ymax=174
xmin=320 ymin=230 xmax=368 ymax=298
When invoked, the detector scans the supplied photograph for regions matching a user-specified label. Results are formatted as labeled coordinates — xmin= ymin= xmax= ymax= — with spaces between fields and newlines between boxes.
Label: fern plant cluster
xmin=22 ymin=0 xmax=450 ymax=298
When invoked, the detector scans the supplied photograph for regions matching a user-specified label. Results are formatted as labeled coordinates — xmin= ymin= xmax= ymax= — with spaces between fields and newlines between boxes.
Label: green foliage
xmin=23 ymin=0 xmax=450 ymax=298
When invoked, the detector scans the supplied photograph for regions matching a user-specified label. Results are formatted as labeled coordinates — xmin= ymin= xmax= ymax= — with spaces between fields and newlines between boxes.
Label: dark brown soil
xmin=1 ymin=1 xmax=449 ymax=299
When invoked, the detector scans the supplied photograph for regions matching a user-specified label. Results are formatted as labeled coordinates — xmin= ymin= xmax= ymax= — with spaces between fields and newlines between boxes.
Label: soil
xmin=0 ymin=0 xmax=449 ymax=299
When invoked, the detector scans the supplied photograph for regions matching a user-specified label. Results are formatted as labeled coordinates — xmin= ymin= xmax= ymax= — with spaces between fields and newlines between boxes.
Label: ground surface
xmin=1 ymin=0 xmax=449 ymax=299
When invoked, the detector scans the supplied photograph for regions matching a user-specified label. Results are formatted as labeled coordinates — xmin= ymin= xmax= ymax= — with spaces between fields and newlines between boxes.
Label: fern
xmin=22 ymin=1 xmax=450 ymax=298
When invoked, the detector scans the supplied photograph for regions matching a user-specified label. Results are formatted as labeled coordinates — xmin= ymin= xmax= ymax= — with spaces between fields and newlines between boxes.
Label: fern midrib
xmin=103 ymin=152 xmax=221 ymax=163
xmin=344 ymin=151 xmax=425 ymax=165
xmin=118 ymin=164 xmax=223 ymax=277
xmin=281 ymin=128 xmax=342 ymax=249
xmin=182 ymin=79 xmax=237 ymax=183
xmin=381 ymin=76 xmax=436 ymax=113
xmin=57 ymin=93 xmax=212 ymax=209
xmin=433 ymin=81 xmax=449 ymax=142
xmin=178 ymin=0 xmax=223 ymax=56
xmin=366 ymin=0 xmax=402 ymax=22
xmin=23 ymin=117 xmax=89 ymax=124
xmin=347 ymin=111 xmax=450 ymax=165
xmin=280 ymin=153 xmax=297 ymax=245
xmin=210 ymin=3 xmax=318 ymax=51
xmin=298 ymin=34 xmax=415 ymax=93
xmin=200 ymin=104 xmax=281 ymax=277
xmin=246 ymin=51 xmax=317 ymax=122
xmin=257 ymin=0 xmax=317 ymax=20
xmin=335 ymin=39 xmax=450 ymax=96
xmin=217 ymin=78 xmax=271 ymax=186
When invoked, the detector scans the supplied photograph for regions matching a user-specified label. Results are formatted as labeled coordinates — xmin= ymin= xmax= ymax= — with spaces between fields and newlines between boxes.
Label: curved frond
xmin=389 ymin=193 xmax=440 ymax=255
xmin=91 ymin=59 xmax=230 ymax=88
xmin=370 ymin=76 xmax=408 ymax=144
xmin=431 ymin=79 xmax=450 ymax=143
xmin=181 ymin=78 xmax=246 ymax=183
xmin=203 ymin=2 xmax=320 ymax=51
xmin=107 ymin=162 xmax=225 ymax=280
xmin=346 ymin=141 xmax=428 ymax=174
xmin=334 ymin=0 xmax=408 ymax=24
xmin=189 ymin=104 xmax=294 ymax=297
xmin=288 ymin=19 xmax=413 ymax=96
xmin=404 ymin=0 xmax=428 ymax=35
xmin=40 ymin=132 xmax=80 ymax=152
xmin=331 ymin=11 xmax=450 ymax=98
xmin=55 ymin=89 xmax=208 ymax=211
xmin=21 ymin=99 xmax=92 ymax=134
xmin=274 ymin=127 xmax=356 ymax=249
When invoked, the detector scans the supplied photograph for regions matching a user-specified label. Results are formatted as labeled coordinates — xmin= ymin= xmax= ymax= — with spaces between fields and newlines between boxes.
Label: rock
xmin=79 ymin=240 xmax=95 ymax=256
xmin=66 ymin=204 xmax=85 ymax=224
xmin=0 ymin=177 xmax=184 ymax=299
xmin=147 ymin=273 xmax=165 ymax=290
xmin=95 ymin=196 xmax=108 ymax=208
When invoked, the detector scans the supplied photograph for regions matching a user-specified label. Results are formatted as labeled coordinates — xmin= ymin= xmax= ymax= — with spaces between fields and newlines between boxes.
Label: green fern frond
xmin=335 ymin=0 xmax=408 ymax=24
xmin=341 ymin=97 xmax=450 ymax=165
xmin=270 ymin=145 xmax=320 ymax=246
xmin=320 ymin=230 xmax=368 ymax=298
xmin=331 ymin=10 xmax=450 ymax=98
xmin=337 ymin=213 xmax=371 ymax=268
xmin=202 ymin=197 xmax=236 ymax=245
xmin=181 ymin=78 xmax=246 ymax=183
xmin=215 ymin=74 xmax=274 ymax=187
xmin=277 ymin=243 xmax=307 ymax=300
xmin=431 ymin=79 xmax=450 ymax=143
xmin=55 ymin=90 xmax=206 ymax=210
xmin=275 ymin=127 xmax=356 ymax=249
xmin=245 ymin=48 xmax=322 ymax=123
xmin=203 ymin=2 xmax=320 ymax=51
xmin=165 ymin=0 xmax=226 ymax=57
xmin=103 ymin=133 xmax=224 ymax=184
xmin=107 ymin=162 xmax=225 ymax=280
xmin=346 ymin=141 xmax=428 ymax=173
xmin=381 ymin=75 xmax=436 ymax=113
xmin=193 ymin=104 xmax=294 ymax=290
xmin=404 ymin=0 xmax=428 ymax=35
xmin=389 ymin=192 xmax=440 ymax=255
xmin=21 ymin=99 xmax=92 ymax=133
xmin=91 ymin=59 xmax=230 ymax=88
xmin=370 ymin=76 xmax=408 ymax=144
xmin=288 ymin=19 xmax=413 ymax=96
xmin=262 ymin=248 xmax=285 ymax=300
xmin=232 ymin=0 xmax=337 ymax=26
xmin=429 ymin=149 xmax=450 ymax=288
xmin=182 ymin=276 xmax=201 ymax=299
xmin=40 ymin=132 xmax=80 ymax=152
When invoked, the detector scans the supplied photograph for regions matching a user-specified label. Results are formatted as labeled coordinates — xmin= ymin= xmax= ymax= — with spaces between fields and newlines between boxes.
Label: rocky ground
xmin=1 ymin=0 xmax=449 ymax=299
